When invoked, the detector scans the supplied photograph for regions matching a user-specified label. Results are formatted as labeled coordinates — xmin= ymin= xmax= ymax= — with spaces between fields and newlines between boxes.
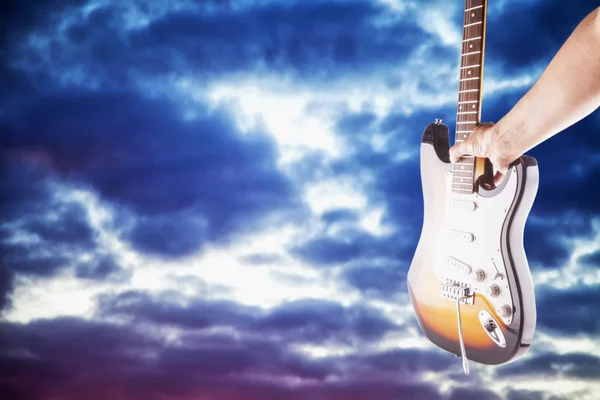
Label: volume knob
xmin=472 ymin=269 xmax=486 ymax=282
xmin=496 ymin=304 xmax=513 ymax=319
xmin=485 ymin=284 xmax=500 ymax=298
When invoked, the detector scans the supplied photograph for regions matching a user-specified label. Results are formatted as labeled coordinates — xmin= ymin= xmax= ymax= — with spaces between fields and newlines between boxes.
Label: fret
xmin=457 ymin=122 xmax=476 ymax=124
xmin=465 ymin=5 xmax=483 ymax=12
xmin=463 ymin=36 xmax=482 ymax=42
xmin=459 ymin=89 xmax=478 ymax=93
xmin=453 ymin=171 xmax=474 ymax=177
xmin=456 ymin=130 xmax=472 ymax=133
xmin=459 ymin=100 xmax=479 ymax=103
xmin=464 ymin=21 xmax=482 ymax=28
xmin=465 ymin=0 xmax=484 ymax=10
xmin=462 ymin=51 xmax=481 ymax=57
xmin=452 ymin=189 xmax=473 ymax=194
xmin=460 ymin=64 xmax=480 ymax=69
xmin=460 ymin=77 xmax=480 ymax=82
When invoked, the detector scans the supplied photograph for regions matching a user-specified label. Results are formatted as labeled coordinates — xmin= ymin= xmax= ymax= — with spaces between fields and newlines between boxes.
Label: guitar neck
xmin=452 ymin=0 xmax=488 ymax=194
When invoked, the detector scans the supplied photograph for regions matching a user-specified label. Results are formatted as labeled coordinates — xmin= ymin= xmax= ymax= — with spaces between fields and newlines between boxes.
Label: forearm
xmin=492 ymin=6 xmax=600 ymax=161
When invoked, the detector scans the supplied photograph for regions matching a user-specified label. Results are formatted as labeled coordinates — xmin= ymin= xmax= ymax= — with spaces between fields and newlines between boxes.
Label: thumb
xmin=449 ymin=141 xmax=467 ymax=163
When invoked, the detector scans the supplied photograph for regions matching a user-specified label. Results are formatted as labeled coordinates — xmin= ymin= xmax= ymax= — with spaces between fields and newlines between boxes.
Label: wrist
xmin=489 ymin=124 xmax=517 ymax=170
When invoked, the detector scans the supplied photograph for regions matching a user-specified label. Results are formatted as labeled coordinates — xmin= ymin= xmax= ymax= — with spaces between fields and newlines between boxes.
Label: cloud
xmin=342 ymin=261 xmax=407 ymax=299
xmin=535 ymin=284 xmax=600 ymax=335
xmin=0 ymin=316 xmax=453 ymax=400
xmin=0 ymin=161 xmax=127 ymax=310
xmin=579 ymin=250 xmax=600 ymax=268
xmin=7 ymin=0 xmax=432 ymax=91
xmin=99 ymin=290 xmax=398 ymax=344
xmin=506 ymin=390 xmax=545 ymax=400
xmin=448 ymin=388 xmax=503 ymax=400
xmin=486 ymin=1 xmax=599 ymax=75
xmin=1 ymin=89 xmax=300 ymax=259
xmin=498 ymin=351 xmax=600 ymax=381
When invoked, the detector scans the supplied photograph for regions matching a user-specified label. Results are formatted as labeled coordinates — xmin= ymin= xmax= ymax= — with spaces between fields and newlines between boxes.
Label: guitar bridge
xmin=441 ymin=279 xmax=474 ymax=305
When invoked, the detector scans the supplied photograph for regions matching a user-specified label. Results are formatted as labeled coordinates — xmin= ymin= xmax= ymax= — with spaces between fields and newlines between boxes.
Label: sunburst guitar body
xmin=407 ymin=0 xmax=538 ymax=373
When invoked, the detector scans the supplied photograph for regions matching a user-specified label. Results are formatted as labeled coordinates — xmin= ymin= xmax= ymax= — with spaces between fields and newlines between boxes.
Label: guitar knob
xmin=496 ymin=304 xmax=512 ymax=319
xmin=485 ymin=284 xmax=500 ymax=298
xmin=472 ymin=269 xmax=486 ymax=282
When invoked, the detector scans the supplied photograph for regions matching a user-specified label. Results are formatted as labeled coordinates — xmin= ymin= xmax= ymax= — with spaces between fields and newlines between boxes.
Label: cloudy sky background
xmin=1 ymin=0 xmax=600 ymax=399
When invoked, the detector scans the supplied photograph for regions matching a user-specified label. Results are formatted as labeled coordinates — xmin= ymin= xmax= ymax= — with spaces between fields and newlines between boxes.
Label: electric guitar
xmin=407 ymin=0 xmax=538 ymax=374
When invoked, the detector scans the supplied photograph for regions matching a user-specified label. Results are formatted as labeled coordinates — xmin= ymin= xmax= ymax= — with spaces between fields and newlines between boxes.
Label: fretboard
xmin=453 ymin=0 xmax=487 ymax=194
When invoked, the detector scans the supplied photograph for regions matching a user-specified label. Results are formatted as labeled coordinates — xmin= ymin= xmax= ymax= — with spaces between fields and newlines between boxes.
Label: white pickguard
xmin=433 ymin=168 xmax=519 ymax=325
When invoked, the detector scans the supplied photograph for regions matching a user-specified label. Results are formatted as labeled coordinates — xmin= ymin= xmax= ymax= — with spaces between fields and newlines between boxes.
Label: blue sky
xmin=1 ymin=0 xmax=599 ymax=399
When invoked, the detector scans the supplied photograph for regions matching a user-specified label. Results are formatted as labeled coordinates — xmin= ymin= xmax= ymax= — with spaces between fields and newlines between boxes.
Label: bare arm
xmin=450 ymin=6 xmax=600 ymax=182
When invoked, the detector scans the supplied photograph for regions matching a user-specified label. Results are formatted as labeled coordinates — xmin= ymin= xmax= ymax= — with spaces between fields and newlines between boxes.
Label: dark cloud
xmin=321 ymin=208 xmax=360 ymax=224
xmin=448 ymin=388 xmax=503 ymax=400
xmin=498 ymin=351 xmax=600 ymax=380
xmin=2 ymin=0 xmax=433 ymax=91
xmin=506 ymin=390 xmax=545 ymax=400
xmin=98 ymin=290 xmax=257 ymax=330
xmin=291 ymin=228 xmax=414 ymax=268
xmin=99 ymin=291 xmax=398 ymax=344
xmin=579 ymin=250 xmax=600 ymax=268
xmin=342 ymin=262 xmax=407 ymax=299
xmin=0 ymin=317 xmax=451 ymax=400
xmin=0 ymin=162 xmax=125 ymax=308
xmin=0 ymin=0 xmax=86 ymax=47
xmin=0 ymin=261 xmax=14 ymax=311
xmin=126 ymin=2 xmax=429 ymax=77
xmin=523 ymin=216 xmax=585 ymax=270
xmin=239 ymin=253 xmax=287 ymax=265
xmin=357 ymin=348 xmax=457 ymax=375
xmin=75 ymin=255 xmax=129 ymax=281
xmin=535 ymin=285 xmax=600 ymax=335
xmin=1 ymin=90 xmax=300 ymax=259
xmin=485 ymin=2 xmax=600 ymax=74
xmin=256 ymin=298 xmax=398 ymax=343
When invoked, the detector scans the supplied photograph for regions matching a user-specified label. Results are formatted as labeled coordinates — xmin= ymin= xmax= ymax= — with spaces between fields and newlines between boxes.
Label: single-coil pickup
xmin=448 ymin=257 xmax=472 ymax=275
xmin=450 ymin=230 xmax=475 ymax=242
xmin=453 ymin=200 xmax=477 ymax=212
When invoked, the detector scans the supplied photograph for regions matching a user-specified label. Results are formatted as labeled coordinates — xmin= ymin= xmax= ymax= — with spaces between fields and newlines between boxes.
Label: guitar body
xmin=407 ymin=121 xmax=538 ymax=365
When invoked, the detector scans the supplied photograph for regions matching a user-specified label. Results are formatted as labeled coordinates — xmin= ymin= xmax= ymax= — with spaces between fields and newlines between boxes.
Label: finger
xmin=492 ymin=167 xmax=508 ymax=187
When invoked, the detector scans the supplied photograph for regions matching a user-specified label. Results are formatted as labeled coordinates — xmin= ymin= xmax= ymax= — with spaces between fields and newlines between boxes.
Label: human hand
xmin=449 ymin=122 xmax=515 ymax=187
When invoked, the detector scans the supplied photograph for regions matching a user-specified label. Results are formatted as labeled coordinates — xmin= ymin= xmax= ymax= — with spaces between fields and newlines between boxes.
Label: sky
xmin=1 ymin=0 xmax=600 ymax=399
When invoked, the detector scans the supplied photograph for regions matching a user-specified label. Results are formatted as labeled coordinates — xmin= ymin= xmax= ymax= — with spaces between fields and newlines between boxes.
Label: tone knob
xmin=496 ymin=304 xmax=512 ymax=319
xmin=485 ymin=284 xmax=500 ymax=298
xmin=472 ymin=269 xmax=486 ymax=282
